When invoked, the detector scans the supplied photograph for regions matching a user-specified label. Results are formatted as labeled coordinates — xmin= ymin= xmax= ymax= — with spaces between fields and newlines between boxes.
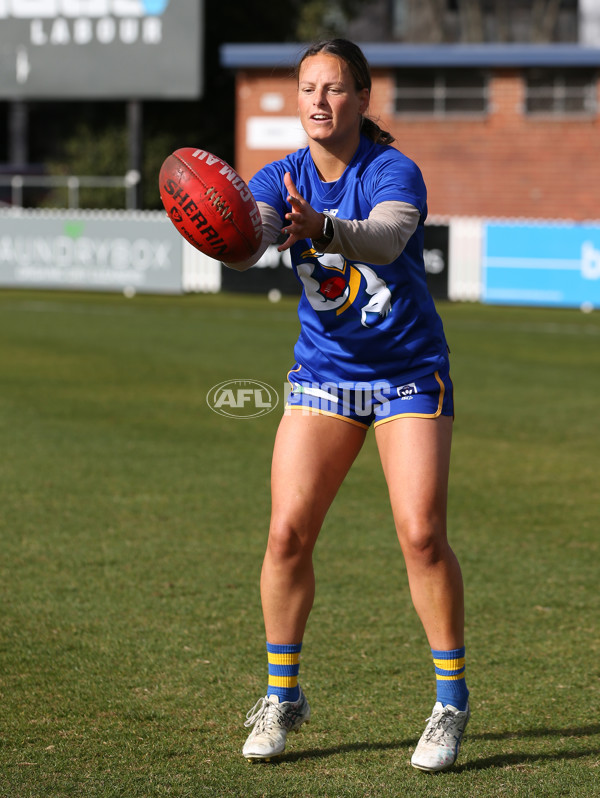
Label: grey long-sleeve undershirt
xmin=225 ymin=200 xmax=420 ymax=271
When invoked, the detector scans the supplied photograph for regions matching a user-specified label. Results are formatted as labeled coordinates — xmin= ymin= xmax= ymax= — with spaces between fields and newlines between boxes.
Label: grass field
xmin=1 ymin=289 xmax=599 ymax=797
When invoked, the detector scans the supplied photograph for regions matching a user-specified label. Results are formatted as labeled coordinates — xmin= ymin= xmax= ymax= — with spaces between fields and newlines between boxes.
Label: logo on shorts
xmin=397 ymin=382 xmax=418 ymax=400
xmin=291 ymin=382 xmax=340 ymax=404
xmin=207 ymin=379 xmax=279 ymax=419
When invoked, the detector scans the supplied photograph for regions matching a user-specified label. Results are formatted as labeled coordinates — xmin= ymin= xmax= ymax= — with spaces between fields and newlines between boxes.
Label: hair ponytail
xmin=361 ymin=116 xmax=395 ymax=146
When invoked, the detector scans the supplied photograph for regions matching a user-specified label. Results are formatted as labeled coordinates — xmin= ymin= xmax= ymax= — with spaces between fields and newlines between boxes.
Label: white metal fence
xmin=0 ymin=170 xmax=141 ymax=210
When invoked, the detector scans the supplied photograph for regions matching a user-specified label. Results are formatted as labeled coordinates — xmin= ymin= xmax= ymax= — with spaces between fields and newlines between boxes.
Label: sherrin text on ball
xmin=159 ymin=147 xmax=263 ymax=262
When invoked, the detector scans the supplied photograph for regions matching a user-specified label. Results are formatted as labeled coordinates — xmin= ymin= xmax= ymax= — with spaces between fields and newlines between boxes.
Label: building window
xmin=394 ymin=69 xmax=488 ymax=115
xmin=524 ymin=69 xmax=598 ymax=114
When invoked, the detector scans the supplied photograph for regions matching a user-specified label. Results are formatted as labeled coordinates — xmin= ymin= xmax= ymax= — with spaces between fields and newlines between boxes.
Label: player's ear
xmin=358 ymin=88 xmax=369 ymax=115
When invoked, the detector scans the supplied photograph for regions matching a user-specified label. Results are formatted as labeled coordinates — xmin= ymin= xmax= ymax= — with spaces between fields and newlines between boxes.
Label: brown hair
xmin=297 ymin=39 xmax=395 ymax=146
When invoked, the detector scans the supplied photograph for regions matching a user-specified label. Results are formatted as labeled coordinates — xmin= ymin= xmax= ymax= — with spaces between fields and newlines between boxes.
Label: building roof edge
xmin=220 ymin=42 xmax=600 ymax=69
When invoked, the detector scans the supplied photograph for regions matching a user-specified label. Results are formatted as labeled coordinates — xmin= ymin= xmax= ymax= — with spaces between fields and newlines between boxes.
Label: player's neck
xmin=309 ymin=136 xmax=360 ymax=183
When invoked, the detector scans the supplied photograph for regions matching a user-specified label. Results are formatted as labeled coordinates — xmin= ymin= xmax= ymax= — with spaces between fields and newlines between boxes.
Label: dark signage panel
xmin=423 ymin=223 xmax=449 ymax=300
xmin=221 ymin=224 xmax=450 ymax=301
xmin=0 ymin=0 xmax=202 ymax=99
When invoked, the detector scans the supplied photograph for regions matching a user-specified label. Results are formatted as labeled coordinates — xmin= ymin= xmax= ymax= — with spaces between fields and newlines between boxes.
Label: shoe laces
xmin=423 ymin=706 xmax=462 ymax=744
xmin=244 ymin=697 xmax=283 ymax=731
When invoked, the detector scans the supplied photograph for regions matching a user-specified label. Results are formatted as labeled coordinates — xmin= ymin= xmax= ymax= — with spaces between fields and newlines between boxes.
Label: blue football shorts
xmin=285 ymin=362 xmax=454 ymax=429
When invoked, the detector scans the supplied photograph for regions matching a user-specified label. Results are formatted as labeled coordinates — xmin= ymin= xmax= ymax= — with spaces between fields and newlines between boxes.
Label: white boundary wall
xmin=448 ymin=218 xmax=483 ymax=302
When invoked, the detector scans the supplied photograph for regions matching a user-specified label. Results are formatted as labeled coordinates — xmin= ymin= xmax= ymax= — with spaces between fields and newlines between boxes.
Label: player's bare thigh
xmin=375 ymin=415 xmax=453 ymax=542
xmin=270 ymin=411 xmax=367 ymax=542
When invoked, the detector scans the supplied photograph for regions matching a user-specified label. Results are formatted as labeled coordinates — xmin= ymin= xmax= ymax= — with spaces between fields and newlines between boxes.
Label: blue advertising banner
xmin=483 ymin=222 xmax=600 ymax=308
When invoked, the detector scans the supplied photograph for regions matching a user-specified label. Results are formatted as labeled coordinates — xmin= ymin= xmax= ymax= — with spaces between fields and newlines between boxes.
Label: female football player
xmin=224 ymin=38 xmax=470 ymax=773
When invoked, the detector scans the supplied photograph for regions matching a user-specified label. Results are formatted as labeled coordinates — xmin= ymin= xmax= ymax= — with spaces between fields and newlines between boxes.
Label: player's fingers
xmin=277 ymin=232 xmax=296 ymax=252
xmin=284 ymin=172 xmax=304 ymax=206
xmin=283 ymin=171 xmax=298 ymax=195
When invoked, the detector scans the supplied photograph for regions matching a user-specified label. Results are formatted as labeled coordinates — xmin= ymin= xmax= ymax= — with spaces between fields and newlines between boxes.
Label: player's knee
xmin=398 ymin=517 xmax=448 ymax=565
xmin=267 ymin=519 xmax=314 ymax=563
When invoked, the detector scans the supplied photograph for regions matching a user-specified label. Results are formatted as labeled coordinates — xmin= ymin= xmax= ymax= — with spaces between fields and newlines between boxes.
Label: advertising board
xmin=483 ymin=222 xmax=600 ymax=308
xmin=0 ymin=209 xmax=186 ymax=293
xmin=0 ymin=0 xmax=202 ymax=99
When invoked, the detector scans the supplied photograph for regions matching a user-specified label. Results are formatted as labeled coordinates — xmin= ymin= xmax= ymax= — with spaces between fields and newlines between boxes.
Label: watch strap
xmin=312 ymin=213 xmax=334 ymax=250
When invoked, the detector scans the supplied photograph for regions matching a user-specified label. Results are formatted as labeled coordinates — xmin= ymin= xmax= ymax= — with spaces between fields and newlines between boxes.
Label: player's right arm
xmin=222 ymin=202 xmax=282 ymax=271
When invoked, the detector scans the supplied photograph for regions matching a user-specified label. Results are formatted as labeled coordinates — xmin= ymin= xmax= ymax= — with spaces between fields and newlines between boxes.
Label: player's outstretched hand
xmin=278 ymin=172 xmax=325 ymax=252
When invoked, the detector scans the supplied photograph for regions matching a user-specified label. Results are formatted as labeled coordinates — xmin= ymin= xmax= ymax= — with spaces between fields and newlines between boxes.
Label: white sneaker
xmin=411 ymin=701 xmax=470 ymax=772
xmin=242 ymin=688 xmax=311 ymax=761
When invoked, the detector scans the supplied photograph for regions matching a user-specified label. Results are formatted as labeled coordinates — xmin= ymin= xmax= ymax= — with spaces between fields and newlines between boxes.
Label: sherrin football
xmin=159 ymin=147 xmax=263 ymax=262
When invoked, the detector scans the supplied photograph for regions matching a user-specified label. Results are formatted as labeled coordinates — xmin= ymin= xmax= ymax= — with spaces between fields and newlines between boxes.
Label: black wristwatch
xmin=312 ymin=214 xmax=334 ymax=251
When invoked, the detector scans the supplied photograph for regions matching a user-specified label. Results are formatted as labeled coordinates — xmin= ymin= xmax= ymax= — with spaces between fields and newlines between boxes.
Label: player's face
xmin=298 ymin=54 xmax=369 ymax=149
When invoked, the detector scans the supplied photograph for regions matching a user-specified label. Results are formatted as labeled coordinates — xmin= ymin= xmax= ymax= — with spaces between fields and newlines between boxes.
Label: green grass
xmin=1 ymin=290 xmax=599 ymax=797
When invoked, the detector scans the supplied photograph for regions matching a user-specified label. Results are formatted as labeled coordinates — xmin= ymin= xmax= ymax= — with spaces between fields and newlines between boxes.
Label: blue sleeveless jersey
xmin=249 ymin=135 xmax=449 ymax=387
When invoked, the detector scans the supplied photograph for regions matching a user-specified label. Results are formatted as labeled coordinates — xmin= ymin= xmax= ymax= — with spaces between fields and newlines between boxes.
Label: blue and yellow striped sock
xmin=266 ymin=642 xmax=302 ymax=703
xmin=432 ymin=646 xmax=469 ymax=711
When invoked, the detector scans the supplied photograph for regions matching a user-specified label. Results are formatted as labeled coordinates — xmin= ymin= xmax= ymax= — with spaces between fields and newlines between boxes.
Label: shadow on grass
xmin=455 ymin=722 xmax=600 ymax=772
xmin=467 ymin=723 xmax=600 ymax=742
xmin=455 ymin=746 xmax=600 ymax=773
xmin=271 ymin=738 xmax=415 ymax=764
xmin=266 ymin=723 xmax=600 ymax=770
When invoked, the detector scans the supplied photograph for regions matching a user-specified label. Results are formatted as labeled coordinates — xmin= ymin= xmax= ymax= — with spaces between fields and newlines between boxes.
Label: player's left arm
xmin=320 ymin=201 xmax=420 ymax=265
xmin=279 ymin=171 xmax=421 ymax=265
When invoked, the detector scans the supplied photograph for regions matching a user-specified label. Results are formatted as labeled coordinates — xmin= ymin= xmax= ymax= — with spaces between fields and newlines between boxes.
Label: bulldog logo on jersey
xmin=318 ymin=274 xmax=347 ymax=300
xmin=296 ymin=250 xmax=392 ymax=328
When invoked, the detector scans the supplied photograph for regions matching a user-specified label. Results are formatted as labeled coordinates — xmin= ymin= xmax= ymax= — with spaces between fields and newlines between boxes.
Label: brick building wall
xmin=233 ymin=66 xmax=600 ymax=221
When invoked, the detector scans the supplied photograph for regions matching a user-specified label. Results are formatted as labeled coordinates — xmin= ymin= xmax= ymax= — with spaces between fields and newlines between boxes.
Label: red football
xmin=159 ymin=147 xmax=263 ymax=262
